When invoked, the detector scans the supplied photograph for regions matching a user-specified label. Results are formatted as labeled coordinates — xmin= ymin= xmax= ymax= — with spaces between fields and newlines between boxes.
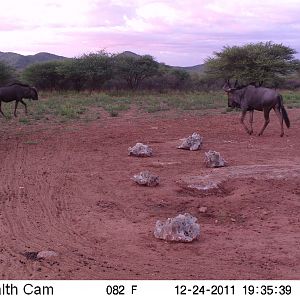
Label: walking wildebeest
xmin=223 ymin=82 xmax=290 ymax=137
xmin=0 ymin=83 xmax=38 ymax=117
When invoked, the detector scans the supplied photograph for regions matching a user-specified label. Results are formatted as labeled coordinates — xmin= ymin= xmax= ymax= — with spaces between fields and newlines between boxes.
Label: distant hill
xmin=0 ymin=52 xmax=67 ymax=70
xmin=173 ymin=64 xmax=205 ymax=74
xmin=0 ymin=50 xmax=205 ymax=73
xmin=116 ymin=51 xmax=141 ymax=59
xmin=117 ymin=51 xmax=205 ymax=74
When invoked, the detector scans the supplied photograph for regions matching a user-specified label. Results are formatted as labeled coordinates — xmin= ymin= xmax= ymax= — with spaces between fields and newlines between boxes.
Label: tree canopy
xmin=204 ymin=42 xmax=300 ymax=86
xmin=114 ymin=55 xmax=160 ymax=89
xmin=0 ymin=61 xmax=15 ymax=85
xmin=22 ymin=61 xmax=63 ymax=90
xmin=23 ymin=51 xmax=113 ymax=91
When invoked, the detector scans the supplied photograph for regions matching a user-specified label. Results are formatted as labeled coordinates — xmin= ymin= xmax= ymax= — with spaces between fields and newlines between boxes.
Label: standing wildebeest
xmin=223 ymin=82 xmax=290 ymax=137
xmin=0 ymin=83 xmax=38 ymax=117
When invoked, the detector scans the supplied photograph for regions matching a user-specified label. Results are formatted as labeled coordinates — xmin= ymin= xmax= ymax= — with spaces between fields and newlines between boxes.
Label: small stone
xmin=199 ymin=206 xmax=208 ymax=213
xmin=230 ymin=218 xmax=236 ymax=222
xmin=37 ymin=251 xmax=58 ymax=259
xmin=204 ymin=150 xmax=227 ymax=168
xmin=23 ymin=251 xmax=39 ymax=260
xmin=132 ymin=171 xmax=159 ymax=187
xmin=154 ymin=213 xmax=200 ymax=242
xmin=128 ymin=143 xmax=153 ymax=157
xmin=178 ymin=132 xmax=203 ymax=151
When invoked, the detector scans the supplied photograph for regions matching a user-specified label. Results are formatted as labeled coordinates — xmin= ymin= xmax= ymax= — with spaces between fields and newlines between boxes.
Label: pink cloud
xmin=0 ymin=0 xmax=299 ymax=66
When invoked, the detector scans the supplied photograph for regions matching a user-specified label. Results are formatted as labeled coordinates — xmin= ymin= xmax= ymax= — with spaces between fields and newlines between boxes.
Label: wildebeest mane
xmin=235 ymin=83 xmax=258 ymax=90
xmin=7 ymin=82 xmax=31 ymax=88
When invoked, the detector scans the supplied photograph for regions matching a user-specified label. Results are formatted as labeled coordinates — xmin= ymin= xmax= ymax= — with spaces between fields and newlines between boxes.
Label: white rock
xmin=128 ymin=143 xmax=153 ymax=157
xmin=37 ymin=250 xmax=58 ymax=259
xmin=154 ymin=213 xmax=200 ymax=242
xmin=178 ymin=133 xmax=203 ymax=151
xmin=199 ymin=206 xmax=208 ymax=213
xmin=204 ymin=150 xmax=227 ymax=168
xmin=132 ymin=171 xmax=159 ymax=187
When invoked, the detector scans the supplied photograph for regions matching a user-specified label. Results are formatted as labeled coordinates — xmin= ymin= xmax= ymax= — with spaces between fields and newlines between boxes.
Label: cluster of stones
xmin=128 ymin=134 xmax=228 ymax=243
xmin=128 ymin=143 xmax=159 ymax=187
xmin=178 ymin=133 xmax=227 ymax=168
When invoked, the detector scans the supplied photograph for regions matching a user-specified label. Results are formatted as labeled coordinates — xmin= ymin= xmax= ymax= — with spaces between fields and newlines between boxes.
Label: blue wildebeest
xmin=0 ymin=83 xmax=38 ymax=117
xmin=223 ymin=82 xmax=290 ymax=137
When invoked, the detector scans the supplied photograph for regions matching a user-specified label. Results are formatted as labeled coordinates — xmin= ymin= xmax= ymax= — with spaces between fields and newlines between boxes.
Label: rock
xmin=23 ymin=251 xmax=39 ymax=260
xmin=199 ymin=206 xmax=208 ymax=213
xmin=178 ymin=132 xmax=203 ymax=151
xmin=132 ymin=171 xmax=159 ymax=187
xmin=154 ymin=213 xmax=200 ymax=242
xmin=204 ymin=150 xmax=227 ymax=168
xmin=128 ymin=143 xmax=153 ymax=157
xmin=37 ymin=250 xmax=58 ymax=259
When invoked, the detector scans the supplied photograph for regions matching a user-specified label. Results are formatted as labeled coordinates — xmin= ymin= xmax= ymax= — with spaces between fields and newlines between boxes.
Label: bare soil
xmin=0 ymin=109 xmax=299 ymax=280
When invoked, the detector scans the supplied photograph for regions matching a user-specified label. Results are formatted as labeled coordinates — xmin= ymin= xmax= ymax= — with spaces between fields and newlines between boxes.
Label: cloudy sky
xmin=1 ymin=0 xmax=300 ymax=66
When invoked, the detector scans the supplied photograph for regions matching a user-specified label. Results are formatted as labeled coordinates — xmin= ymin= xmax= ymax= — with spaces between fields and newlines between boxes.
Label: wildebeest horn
xmin=222 ymin=80 xmax=232 ymax=92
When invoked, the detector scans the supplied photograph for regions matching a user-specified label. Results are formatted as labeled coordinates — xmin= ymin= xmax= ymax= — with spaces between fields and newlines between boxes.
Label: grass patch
xmin=7 ymin=90 xmax=227 ymax=123
xmin=1 ymin=89 xmax=298 ymax=125
xmin=19 ymin=117 xmax=31 ymax=124
xmin=281 ymin=91 xmax=300 ymax=108
xmin=30 ymin=91 xmax=131 ymax=121
xmin=132 ymin=91 xmax=227 ymax=113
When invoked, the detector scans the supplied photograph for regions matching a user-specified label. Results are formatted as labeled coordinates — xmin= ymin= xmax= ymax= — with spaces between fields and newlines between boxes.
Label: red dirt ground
xmin=0 ymin=108 xmax=299 ymax=280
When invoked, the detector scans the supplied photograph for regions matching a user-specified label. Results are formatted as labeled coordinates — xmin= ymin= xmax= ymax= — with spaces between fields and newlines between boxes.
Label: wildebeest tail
xmin=279 ymin=94 xmax=290 ymax=128
xmin=282 ymin=105 xmax=290 ymax=128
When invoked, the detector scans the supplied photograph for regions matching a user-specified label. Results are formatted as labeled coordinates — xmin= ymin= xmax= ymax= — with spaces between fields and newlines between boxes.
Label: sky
xmin=1 ymin=0 xmax=300 ymax=66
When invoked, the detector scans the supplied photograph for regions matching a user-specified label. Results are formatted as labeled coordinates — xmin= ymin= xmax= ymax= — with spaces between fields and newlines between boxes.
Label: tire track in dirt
xmin=0 ymin=131 xmax=97 ymax=278
xmin=1 ymin=125 xmax=135 ymax=278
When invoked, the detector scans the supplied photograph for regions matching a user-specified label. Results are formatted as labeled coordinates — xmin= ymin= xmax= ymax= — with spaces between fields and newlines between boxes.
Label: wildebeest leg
xmin=0 ymin=101 xmax=5 ymax=117
xmin=248 ymin=110 xmax=254 ymax=135
xmin=20 ymin=100 xmax=28 ymax=115
xmin=240 ymin=111 xmax=251 ymax=134
xmin=14 ymin=100 xmax=19 ymax=117
xmin=274 ymin=106 xmax=284 ymax=137
xmin=258 ymin=108 xmax=271 ymax=136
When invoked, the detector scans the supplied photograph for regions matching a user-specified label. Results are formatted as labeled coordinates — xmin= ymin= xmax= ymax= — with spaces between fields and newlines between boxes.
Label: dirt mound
xmin=179 ymin=164 xmax=300 ymax=195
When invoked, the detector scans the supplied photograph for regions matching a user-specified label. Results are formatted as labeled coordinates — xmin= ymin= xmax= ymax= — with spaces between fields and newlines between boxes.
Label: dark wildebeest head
xmin=222 ymin=81 xmax=244 ymax=108
xmin=26 ymin=86 xmax=38 ymax=100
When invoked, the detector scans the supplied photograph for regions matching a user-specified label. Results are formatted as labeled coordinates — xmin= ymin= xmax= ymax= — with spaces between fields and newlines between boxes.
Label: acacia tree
xmin=205 ymin=42 xmax=299 ymax=86
xmin=79 ymin=51 xmax=114 ymax=91
xmin=56 ymin=51 xmax=114 ymax=91
xmin=114 ymin=55 xmax=160 ymax=89
xmin=22 ymin=61 xmax=65 ymax=90
xmin=23 ymin=51 xmax=114 ymax=91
